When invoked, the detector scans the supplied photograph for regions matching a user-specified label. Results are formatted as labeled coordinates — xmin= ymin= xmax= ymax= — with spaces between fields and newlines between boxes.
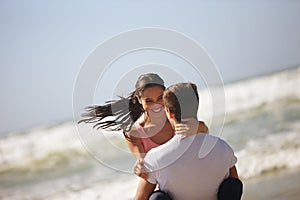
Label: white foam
xmin=236 ymin=127 xmax=300 ymax=179
xmin=0 ymin=122 xmax=84 ymax=169
xmin=45 ymin=175 xmax=138 ymax=200
xmin=198 ymin=66 xmax=300 ymax=121
xmin=224 ymin=67 xmax=300 ymax=114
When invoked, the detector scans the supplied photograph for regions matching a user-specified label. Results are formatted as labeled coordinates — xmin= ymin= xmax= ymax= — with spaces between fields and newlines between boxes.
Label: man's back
xmin=144 ymin=134 xmax=237 ymax=200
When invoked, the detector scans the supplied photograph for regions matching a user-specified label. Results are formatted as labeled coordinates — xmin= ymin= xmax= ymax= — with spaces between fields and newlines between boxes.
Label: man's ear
xmin=165 ymin=107 xmax=175 ymax=119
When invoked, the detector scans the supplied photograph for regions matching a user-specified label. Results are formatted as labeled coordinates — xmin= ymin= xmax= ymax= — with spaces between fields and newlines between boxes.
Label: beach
xmin=2 ymin=167 xmax=300 ymax=200
xmin=242 ymin=168 xmax=300 ymax=200
xmin=0 ymin=67 xmax=299 ymax=199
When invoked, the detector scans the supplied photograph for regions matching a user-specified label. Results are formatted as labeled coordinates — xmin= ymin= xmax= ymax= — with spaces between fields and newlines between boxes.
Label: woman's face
xmin=138 ymin=85 xmax=165 ymax=113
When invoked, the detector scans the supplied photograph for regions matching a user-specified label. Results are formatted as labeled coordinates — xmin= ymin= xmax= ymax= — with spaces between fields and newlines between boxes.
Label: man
xmin=134 ymin=83 xmax=242 ymax=200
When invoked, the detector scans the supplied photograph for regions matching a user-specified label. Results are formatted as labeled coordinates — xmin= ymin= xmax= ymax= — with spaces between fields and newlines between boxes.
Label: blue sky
xmin=0 ymin=0 xmax=300 ymax=134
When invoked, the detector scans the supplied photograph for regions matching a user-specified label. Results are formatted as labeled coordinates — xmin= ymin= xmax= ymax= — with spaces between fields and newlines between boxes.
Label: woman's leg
xmin=218 ymin=177 xmax=243 ymax=200
xmin=148 ymin=190 xmax=172 ymax=200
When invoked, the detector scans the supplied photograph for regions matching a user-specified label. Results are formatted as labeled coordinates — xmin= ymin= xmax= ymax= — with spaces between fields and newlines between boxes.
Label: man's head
xmin=163 ymin=82 xmax=199 ymax=126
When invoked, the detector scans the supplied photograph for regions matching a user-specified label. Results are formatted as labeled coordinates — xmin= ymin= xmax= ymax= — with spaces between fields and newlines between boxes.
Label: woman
xmin=79 ymin=73 xmax=208 ymax=177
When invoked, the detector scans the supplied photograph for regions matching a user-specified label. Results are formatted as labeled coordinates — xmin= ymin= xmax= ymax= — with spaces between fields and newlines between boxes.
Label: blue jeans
xmin=148 ymin=177 xmax=243 ymax=200
xmin=148 ymin=190 xmax=172 ymax=200
xmin=218 ymin=177 xmax=243 ymax=200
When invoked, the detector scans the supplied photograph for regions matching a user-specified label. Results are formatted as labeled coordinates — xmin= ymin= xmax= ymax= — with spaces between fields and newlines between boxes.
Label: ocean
xmin=0 ymin=67 xmax=299 ymax=199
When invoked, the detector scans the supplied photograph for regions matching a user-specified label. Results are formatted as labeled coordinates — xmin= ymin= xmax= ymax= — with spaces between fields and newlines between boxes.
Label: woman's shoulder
xmin=126 ymin=124 xmax=140 ymax=138
xmin=124 ymin=125 xmax=143 ymax=146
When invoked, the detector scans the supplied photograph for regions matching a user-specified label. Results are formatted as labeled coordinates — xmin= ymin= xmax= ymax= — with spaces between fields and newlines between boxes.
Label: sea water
xmin=0 ymin=67 xmax=299 ymax=199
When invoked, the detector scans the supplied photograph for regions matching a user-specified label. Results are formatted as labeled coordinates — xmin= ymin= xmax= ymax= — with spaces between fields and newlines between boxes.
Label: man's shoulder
xmin=195 ymin=133 xmax=230 ymax=146
xmin=144 ymin=135 xmax=183 ymax=167
xmin=194 ymin=133 xmax=235 ymax=158
xmin=147 ymin=134 xmax=182 ymax=155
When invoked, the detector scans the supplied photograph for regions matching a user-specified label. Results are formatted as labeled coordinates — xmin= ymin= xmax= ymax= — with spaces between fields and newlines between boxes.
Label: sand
xmin=242 ymin=168 xmax=300 ymax=200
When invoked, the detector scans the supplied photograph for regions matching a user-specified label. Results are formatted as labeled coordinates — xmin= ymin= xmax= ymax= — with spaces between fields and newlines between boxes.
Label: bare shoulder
xmin=124 ymin=125 xmax=145 ymax=157
xmin=125 ymin=125 xmax=141 ymax=143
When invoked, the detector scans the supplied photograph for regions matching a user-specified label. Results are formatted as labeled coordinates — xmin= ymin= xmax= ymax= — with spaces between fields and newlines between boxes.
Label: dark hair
xmin=78 ymin=73 xmax=165 ymax=138
xmin=163 ymin=82 xmax=199 ymax=122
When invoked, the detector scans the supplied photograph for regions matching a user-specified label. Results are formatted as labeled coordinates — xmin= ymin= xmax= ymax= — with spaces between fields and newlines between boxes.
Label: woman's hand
xmin=175 ymin=118 xmax=199 ymax=139
xmin=133 ymin=158 xmax=149 ymax=180
xmin=175 ymin=118 xmax=208 ymax=139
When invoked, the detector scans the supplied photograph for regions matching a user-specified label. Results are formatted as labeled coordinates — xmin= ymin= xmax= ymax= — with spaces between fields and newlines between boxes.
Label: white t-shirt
xmin=144 ymin=134 xmax=237 ymax=200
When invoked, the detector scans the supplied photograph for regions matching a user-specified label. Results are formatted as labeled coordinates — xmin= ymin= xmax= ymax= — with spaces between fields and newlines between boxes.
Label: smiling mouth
xmin=151 ymin=107 xmax=163 ymax=113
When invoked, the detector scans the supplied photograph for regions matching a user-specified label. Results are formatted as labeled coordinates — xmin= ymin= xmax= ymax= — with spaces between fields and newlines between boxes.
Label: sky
xmin=0 ymin=0 xmax=300 ymax=135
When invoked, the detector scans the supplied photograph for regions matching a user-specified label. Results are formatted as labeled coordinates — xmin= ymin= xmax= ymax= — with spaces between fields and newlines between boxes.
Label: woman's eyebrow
xmin=157 ymin=95 xmax=163 ymax=100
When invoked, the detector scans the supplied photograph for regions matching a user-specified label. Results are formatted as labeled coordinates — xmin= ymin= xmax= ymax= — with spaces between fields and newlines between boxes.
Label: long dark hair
xmin=78 ymin=73 xmax=165 ymax=138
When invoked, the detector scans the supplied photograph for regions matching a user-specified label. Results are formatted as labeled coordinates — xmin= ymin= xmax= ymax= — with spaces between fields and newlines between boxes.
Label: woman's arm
xmin=125 ymin=129 xmax=146 ymax=159
xmin=135 ymin=179 xmax=156 ymax=200
xmin=125 ymin=129 xmax=149 ymax=179
xmin=175 ymin=119 xmax=209 ymax=138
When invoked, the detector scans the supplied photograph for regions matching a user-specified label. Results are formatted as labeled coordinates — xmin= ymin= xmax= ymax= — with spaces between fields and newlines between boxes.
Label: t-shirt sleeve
xmin=221 ymin=139 xmax=238 ymax=167
xmin=143 ymin=153 xmax=159 ymax=184
xmin=230 ymin=152 xmax=238 ymax=167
